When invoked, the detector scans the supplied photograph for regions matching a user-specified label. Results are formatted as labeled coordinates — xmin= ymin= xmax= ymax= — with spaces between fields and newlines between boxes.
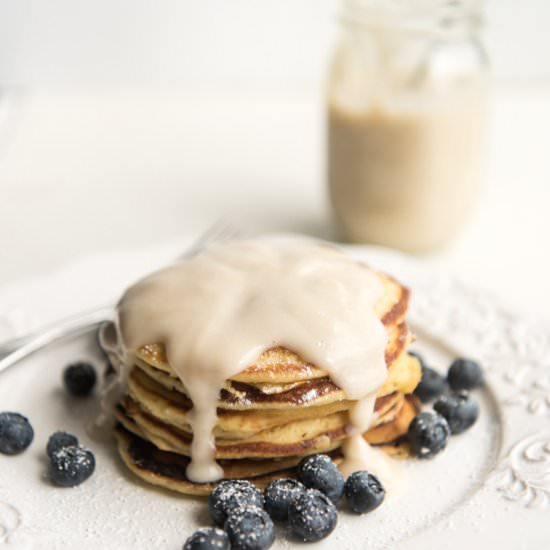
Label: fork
xmin=0 ymin=223 xmax=240 ymax=376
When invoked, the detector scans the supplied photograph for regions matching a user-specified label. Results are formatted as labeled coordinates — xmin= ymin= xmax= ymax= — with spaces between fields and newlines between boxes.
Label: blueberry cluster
xmin=201 ymin=480 xmax=270 ymax=550
xmin=0 ymin=421 xmax=96 ymax=487
xmin=208 ymin=479 xmax=265 ymax=527
xmin=408 ymin=353 xmax=484 ymax=458
xmin=1 ymin=362 xmax=99 ymax=491
xmin=184 ymin=454 xmax=386 ymax=549
xmin=50 ymin=362 xmax=97 ymax=485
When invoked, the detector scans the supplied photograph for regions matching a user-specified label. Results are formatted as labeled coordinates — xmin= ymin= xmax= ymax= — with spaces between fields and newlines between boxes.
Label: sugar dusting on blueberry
xmin=46 ymin=431 xmax=79 ymax=459
xmin=63 ymin=361 xmax=97 ymax=397
xmin=264 ymin=477 xmax=305 ymax=522
xmin=297 ymin=453 xmax=345 ymax=504
xmin=408 ymin=411 xmax=451 ymax=458
xmin=49 ymin=444 xmax=95 ymax=487
xmin=288 ymin=488 xmax=338 ymax=542
xmin=208 ymin=479 xmax=263 ymax=526
xmin=224 ymin=505 xmax=275 ymax=550
xmin=0 ymin=412 xmax=34 ymax=455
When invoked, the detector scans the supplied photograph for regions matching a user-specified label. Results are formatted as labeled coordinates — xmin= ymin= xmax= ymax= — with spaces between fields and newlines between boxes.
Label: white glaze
xmin=340 ymin=434 xmax=405 ymax=495
xmin=103 ymin=240 xmax=389 ymax=483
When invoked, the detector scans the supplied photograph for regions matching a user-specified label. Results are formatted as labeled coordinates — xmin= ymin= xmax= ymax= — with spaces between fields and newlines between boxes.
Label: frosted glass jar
xmin=327 ymin=0 xmax=489 ymax=252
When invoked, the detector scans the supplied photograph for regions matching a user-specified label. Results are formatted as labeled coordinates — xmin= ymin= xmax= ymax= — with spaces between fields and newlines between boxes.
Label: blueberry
xmin=434 ymin=391 xmax=479 ymax=434
xmin=412 ymin=355 xmax=447 ymax=402
xmin=0 ymin=412 xmax=34 ymax=455
xmin=263 ymin=477 xmax=306 ymax=522
xmin=183 ymin=527 xmax=230 ymax=550
xmin=297 ymin=454 xmax=345 ymax=504
xmin=63 ymin=362 xmax=97 ymax=396
xmin=224 ymin=505 xmax=275 ymax=550
xmin=408 ymin=411 xmax=451 ymax=459
xmin=50 ymin=445 xmax=95 ymax=487
xmin=344 ymin=471 xmax=385 ymax=514
xmin=46 ymin=431 xmax=79 ymax=459
xmin=208 ymin=480 xmax=263 ymax=526
xmin=448 ymin=358 xmax=484 ymax=391
xmin=288 ymin=488 xmax=337 ymax=542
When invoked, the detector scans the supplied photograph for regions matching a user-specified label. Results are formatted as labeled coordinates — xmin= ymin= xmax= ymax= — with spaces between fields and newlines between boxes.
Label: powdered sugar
xmin=0 ymin=329 xmax=501 ymax=549
xmin=1 ymin=240 xmax=547 ymax=549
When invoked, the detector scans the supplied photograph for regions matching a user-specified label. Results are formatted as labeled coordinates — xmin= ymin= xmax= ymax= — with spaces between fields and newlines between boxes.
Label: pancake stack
xmin=112 ymin=270 xmax=421 ymax=496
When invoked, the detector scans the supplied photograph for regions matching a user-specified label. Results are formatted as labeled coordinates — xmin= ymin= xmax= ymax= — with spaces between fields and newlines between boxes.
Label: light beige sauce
xmin=328 ymin=98 xmax=487 ymax=252
xmin=102 ymin=240 xmax=391 ymax=483
xmin=340 ymin=434 xmax=404 ymax=495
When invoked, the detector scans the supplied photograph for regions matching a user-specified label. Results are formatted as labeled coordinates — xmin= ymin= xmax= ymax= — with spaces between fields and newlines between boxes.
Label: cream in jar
xmin=327 ymin=0 xmax=489 ymax=252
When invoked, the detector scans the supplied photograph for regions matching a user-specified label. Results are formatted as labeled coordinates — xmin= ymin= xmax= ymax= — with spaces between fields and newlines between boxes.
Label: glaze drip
xmin=102 ymin=240 xmax=389 ymax=483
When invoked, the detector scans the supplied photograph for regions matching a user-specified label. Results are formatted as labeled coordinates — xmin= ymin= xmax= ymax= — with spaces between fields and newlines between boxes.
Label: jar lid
xmin=341 ymin=0 xmax=484 ymax=35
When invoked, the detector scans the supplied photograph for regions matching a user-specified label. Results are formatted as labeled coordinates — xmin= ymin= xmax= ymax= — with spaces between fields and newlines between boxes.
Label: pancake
xmin=128 ymin=352 xmax=419 ymax=424
xmin=119 ymin=351 xmax=420 ymax=462
xmin=115 ymin=396 xmax=419 ymax=496
xmin=116 ymin=427 xmax=302 ymax=496
xmin=105 ymin=247 xmax=422 ymax=496
xmin=131 ymin=342 xmax=420 ymax=412
xmin=127 ymin=368 xmax=353 ymax=439
xmin=115 ymin=391 xmax=404 ymax=459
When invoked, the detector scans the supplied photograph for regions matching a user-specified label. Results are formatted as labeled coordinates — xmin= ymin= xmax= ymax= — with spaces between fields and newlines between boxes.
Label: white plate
xmin=0 ymin=244 xmax=549 ymax=550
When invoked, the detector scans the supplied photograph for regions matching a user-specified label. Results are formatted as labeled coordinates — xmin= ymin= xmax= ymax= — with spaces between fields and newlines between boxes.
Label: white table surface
xmin=1 ymin=83 xmax=549 ymax=322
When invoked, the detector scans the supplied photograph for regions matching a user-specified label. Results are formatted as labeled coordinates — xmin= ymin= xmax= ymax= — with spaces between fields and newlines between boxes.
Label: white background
xmin=0 ymin=0 xmax=549 ymax=87
xmin=0 ymin=0 xmax=549 ymax=320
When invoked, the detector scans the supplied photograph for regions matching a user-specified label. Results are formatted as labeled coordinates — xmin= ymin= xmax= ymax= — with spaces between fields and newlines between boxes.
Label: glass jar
xmin=327 ymin=0 xmax=489 ymax=252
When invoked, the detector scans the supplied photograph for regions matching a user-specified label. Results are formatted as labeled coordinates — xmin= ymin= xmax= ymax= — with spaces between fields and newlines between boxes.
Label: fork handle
xmin=0 ymin=306 xmax=114 ymax=375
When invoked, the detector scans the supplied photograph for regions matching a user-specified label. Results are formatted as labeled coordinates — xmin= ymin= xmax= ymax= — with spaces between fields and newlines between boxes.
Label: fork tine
xmin=178 ymin=222 xmax=241 ymax=260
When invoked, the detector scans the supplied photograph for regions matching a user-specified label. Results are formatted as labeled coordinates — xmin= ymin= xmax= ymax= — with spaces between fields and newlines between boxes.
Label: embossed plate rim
xmin=0 ymin=238 xmax=549 ymax=549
